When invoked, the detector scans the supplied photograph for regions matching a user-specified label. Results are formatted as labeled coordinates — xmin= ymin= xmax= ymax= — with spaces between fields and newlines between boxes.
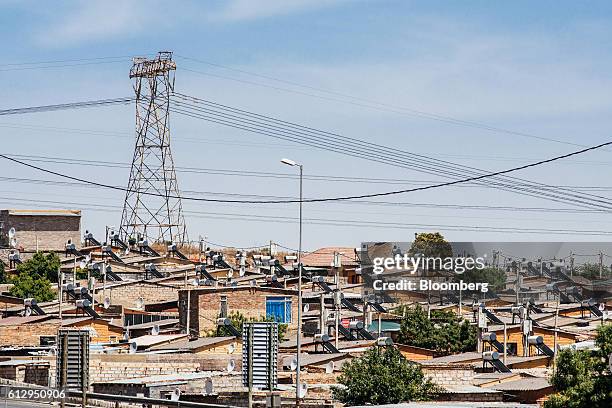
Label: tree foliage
xmin=454 ymin=266 xmax=507 ymax=292
xmin=544 ymin=324 xmax=612 ymax=408
xmin=9 ymin=272 xmax=55 ymax=302
xmin=576 ymin=263 xmax=610 ymax=279
xmin=332 ymin=346 xmax=440 ymax=405
xmin=15 ymin=252 xmax=60 ymax=282
xmin=8 ymin=252 xmax=59 ymax=302
xmin=0 ymin=262 xmax=6 ymax=284
xmin=408 ymin=232 xmax=453 ymax=260
xmin=396 ymin=304 xmax=476 ymax=354
xmin=214 ymin=311 xmax=287 ymax=341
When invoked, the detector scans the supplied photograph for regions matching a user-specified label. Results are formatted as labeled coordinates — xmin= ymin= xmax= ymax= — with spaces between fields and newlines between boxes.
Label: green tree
xmin=15 ymin=252 xmax=60 ymax=282
xmin=0 ymin=262 xmax=6 ymax=284
xmin=544 ymin=324 xmax=612 ymax=408
xmin=576 ymin=263 xmax=610 ymax=279
xmin=455 ymin=267 xmax=507 ymax=292
xmin=332 ymin=346 xmax=440 ymax=405
xmin=9 ymin=272 xmax=55 ymax=302
xmin=396 ymin=304 xmax=476 ymax=354
xmin=216 ymin=311 xmax=287 ymax=341
xmin=408 ymin=232 xmax=453 ymax=260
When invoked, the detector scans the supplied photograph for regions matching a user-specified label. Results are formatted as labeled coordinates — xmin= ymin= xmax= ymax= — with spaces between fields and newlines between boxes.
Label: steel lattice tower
xmin=119 ymin=51 xmax=187 ymax=244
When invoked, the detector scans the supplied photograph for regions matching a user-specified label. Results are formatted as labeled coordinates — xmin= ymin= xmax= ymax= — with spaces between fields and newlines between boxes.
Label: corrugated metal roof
xmin=0 ymin=315 xmax=55 ymax=326
xmin=488 ymin=377 xmax=551 ymax=391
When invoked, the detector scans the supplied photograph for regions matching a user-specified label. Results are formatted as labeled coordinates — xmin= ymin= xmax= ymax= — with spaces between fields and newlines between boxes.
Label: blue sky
xmin=2 ymin=0 xmax=612 ymax=250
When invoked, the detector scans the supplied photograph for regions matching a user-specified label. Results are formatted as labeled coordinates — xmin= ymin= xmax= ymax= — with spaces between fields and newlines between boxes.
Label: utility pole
xmin=569 ymin=252 xmax=574 ymax=278
xmin=599 ymin=251 xmax=603 ymax=279
xmin=58 ymin=266 xmax=63 ymax=321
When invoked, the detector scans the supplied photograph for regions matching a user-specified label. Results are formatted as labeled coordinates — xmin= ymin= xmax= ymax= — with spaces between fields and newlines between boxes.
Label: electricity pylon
xmin=119 ymin=51 xmax=187 ymax=244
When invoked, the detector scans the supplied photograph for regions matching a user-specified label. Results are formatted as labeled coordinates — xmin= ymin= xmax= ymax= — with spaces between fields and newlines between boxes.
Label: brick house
xmin=179 ymin=286 xmax=299 ymax=337
xmin=0 ymin=315 xmax=123 ymax=346
xmin=96 ymin=280 xmax=179 ymax=309
xmin=0 ymin=209 xmax=81 ymax=252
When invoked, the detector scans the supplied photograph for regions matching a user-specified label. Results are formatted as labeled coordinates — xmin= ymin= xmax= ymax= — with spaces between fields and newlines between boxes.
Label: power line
xmin=12 ymin=152 xmax=612 ymax=191
xmin=175 ymin=55 xmax=591 ymax=149
xmin=2 ymin=93 xmax=610 ymax=209
xmin=1 ymin=138 xmax=611 ymax=204
xmin=1 ymin=175 xmax=607 ymax=214
xmin=0 ymin=196 xmax=610 ymax=236
xmin=0 ymin=97 xmax=134 ymax=116
xmin=170 ymin=94 xmax=612 ymax=210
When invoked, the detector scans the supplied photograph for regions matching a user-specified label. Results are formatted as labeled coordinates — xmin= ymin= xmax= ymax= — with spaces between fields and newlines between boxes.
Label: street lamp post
xmin=281 ymin=158 xmax=303 ymax=405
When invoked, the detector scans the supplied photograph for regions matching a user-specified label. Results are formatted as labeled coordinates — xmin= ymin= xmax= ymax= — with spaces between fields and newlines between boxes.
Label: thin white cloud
xmin=209 ymin=0 xmax=346 ymax=22
xmin=34 ymin=0 xmax=170 ymax=47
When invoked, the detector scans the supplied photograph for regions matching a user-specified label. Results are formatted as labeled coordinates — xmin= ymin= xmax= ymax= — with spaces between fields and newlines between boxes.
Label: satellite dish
xmin=24 ymin=306 xmax=32 ymax=317
xmin=203 ymin=378 xmax=213 ymax=395
xmin=290 ymin=356 xmax=298 ymax=371
xmin=129 ymin=341 xmax=137 ymax=354
xmin=170 ymin=388 xmax=181 ymax=402
xmin=123 ymin=332 xmax=130 ymax=342
xmin=9 ymin=238 xmax=16 ymax=249
xmin=85 ymin=254 xmax=91 ymax=263
xmin=227 ymin=342 xmax=236 ymax=354
xmin=325 ymin=361 xmax=335 ymax=374
xmin=103 ymin=297 xmax=111 ymax=309
xmin=226 ymin=359 xmax=235 ymax=373
xmin=135 ymin=297 xmax=144 ymax=310
xmin=79 ymin=261 xmax=87 ymax=269
xmin=192 ymin=278 xmax=200 ymax=286
xmin=239 ymin=266 xmax=245 ymax=277
xmin=227 ymin=270 xmax=234 ymax=279
xmin=124 ymin=248 xmax=130 ymax=256
xmin=298 ymin=383 xmax=308 ymax=399
xmin=151 ymin=325 xmax=160 ymax=336
xmin=8 ymin=228 xmax=15 ymax=239
xmin=303 ymin=304 xmax=310 ymax=313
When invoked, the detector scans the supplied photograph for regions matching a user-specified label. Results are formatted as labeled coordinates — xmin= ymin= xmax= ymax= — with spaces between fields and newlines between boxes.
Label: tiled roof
xmin=299 ymin=247 xmax=358 ymax=268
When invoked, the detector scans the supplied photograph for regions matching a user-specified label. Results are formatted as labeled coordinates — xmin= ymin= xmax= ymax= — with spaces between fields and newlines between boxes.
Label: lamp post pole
xmin=281 ymin=158 xmax=303 ymax=406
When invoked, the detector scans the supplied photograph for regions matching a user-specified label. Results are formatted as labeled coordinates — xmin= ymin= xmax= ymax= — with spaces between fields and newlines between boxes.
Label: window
xmin=506 ymin=343 xmax=518 ymax=356
xmin=220 ymin=296 xmax=228 ymax=318
xmin=266 ymin=296 xmax=292 ymax=323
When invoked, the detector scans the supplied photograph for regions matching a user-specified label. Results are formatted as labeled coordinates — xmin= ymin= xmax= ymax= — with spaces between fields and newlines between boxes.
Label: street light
xmin=281 ymin=158 xmax=303 ymax=404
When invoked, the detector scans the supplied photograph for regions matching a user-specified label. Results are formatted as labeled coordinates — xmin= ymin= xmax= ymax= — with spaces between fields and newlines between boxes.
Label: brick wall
xmin=46 ymin=353 xmax=243 ymax=387
xmin=100 ymin=282 xmax=179 ymax=308
xmin=422 ymin=364 xmax=475 ymax=386
xmin=179 ymin=287 xmax=299 ymax=336
xmin=0 ymin=211 xmax=81 ymax=252
xmin=0 ymin=322 xmax=60 ymax=347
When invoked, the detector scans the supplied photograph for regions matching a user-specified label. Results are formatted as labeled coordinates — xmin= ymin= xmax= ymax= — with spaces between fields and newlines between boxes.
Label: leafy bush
xmin=396 ymin=304 xmax=476 ymax=354
xmin=216 ymin=311 xmax=287 ymax=341
xmin=9 ymin=272 xmax=55 ymax=302
xmin=544 ymin=324 xmax=612 ymax=408
xmin=16 ymin=252 xmax=60 ymax=282
xmin=332 ymin=346 xmax=440 ymax=405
